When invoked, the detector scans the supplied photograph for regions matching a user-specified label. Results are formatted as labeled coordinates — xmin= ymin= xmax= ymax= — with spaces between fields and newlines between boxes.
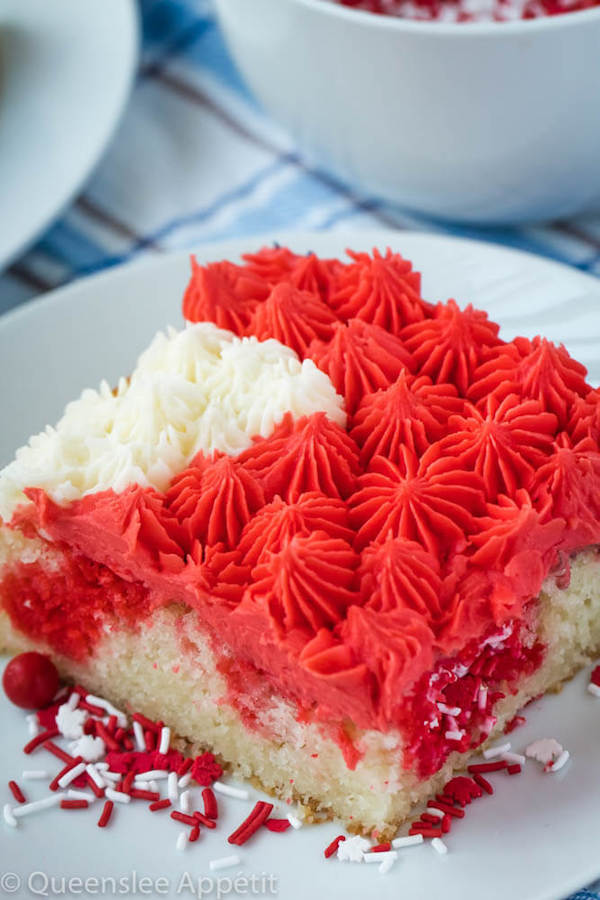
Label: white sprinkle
xmin=58 ymin=762 xmax=86 ymax=789
xmin=135 ymin=769 xmax=169 ymax=781
xmin=158 ymin=726 xmax=171 ymax=755
xmin=502 ymin=752 xmax=526 ymax=766
xmin=180 ymin=790 xmax=191 ymax=813
xmin=364 ymin=850 xmax=397 ymax=864
xmin=132 ymin=720 xmax=145 ymax=751
xmin=478 ymin=686 xmax=488 ymax=711
xmin=425 ymin=807 xmax=445 ymax=819
xmin=26 ymin=714 xmax=41 ymax=738
xmin=392 ymin=834 xmax=424 ymax=849
xmin=209 ymin=855 xmax=241 ymax=871
xmin=525 ymin=738 xmax=563 ymax=765
xmin=379 ymin=856 xmax=396 ymax=875
xmin=95 ymin=763 xmax=110 ymax=771
xmin=148 ymin=781 xmax=159 ymax=795
xmin=168 ymin=772 xmax=179 ymax=803
xmin=287 ymin=813 xmax=303 ymax=830
xmin=431 ymin=837 xmax=448 ymax=855
xmin=85 ymin=695 xmax=127 ymax=728
xmin=67 ymin=789 xmax=96 ymax=803
xmin=56 ymin=704 xmax=87 ymax=740
xmin=549 ymin=749 xmax=570 ymax=773
xmin=483 ymin=741 xmax=511 ymax=759
xmin=337 ymin=835 xmax=371 ymax=862
xmin=105 ymin=788 xmax=131 ymax=804
xmin=22 ymin=770 xmax=49 ymax=781
xmin=444 ymin=730 xmax=464 ymax=741
xmin=176 ymin=830 xmax=188 ymax=852
xmin=213 ymin=781 xmax=249 ymax=800
xmin=13 ymin=794 xmax=63 ymax=818
xmin=3 ymin=804 xmax=17 ymax=827
xmin=587 ymin=683 xmax=600 ymax=698
xmin=66 ymin=692 xmax=80 ymax=711
xmin=101 ymin=770 xmax=121 ymax=782
xmin=85 ymin=765 xmax=106 ymax=789
xmin=178 ymin=772 xmax=192 ymax=790
xmin=69 ymin=735 xmax=106 ymax=763
xmin=437 ymin=703 xmax=461 ymax=716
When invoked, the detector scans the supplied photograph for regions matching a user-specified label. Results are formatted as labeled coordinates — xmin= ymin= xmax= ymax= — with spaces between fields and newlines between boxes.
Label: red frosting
xmin=182 ymin=258 xmax=268 ymax=332
xmin=350 ymin=371 xmax=464 ymax=463
xmin=437 ymin=394 xmax=558 ymax=499
xmin=350 ymin=449 xmax=486 ymax=555
xmin=308 ymin=318 xmax=414 ymax=414
xmin=329 ymin=248 xmax=428 ymax=332
xmin=237 ymin=412 xmax=360 ymax=502
xmin=236 ymin=492 xmax=354 ymax=568
xmin=248 ymin=283 xmax=337 ymax=357
xmin=5 ymin=244 xmax=600 ymax=781
xmin=166 ymin=453 xmax=265 ymax=549
xmin=238 ymin=531 xmax=360 ymax=636
xmin=469 ymin=336 xmax=589 ymax=427
xmin=401 ymin=300 xmax=503 ymax=395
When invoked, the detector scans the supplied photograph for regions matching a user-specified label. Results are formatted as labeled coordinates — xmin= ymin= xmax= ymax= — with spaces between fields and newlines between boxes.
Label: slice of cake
xmin=2 ymin=244 xmax=600 ymax=835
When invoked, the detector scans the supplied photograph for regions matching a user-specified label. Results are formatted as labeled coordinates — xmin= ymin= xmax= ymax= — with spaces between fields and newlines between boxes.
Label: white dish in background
xmin=0 ymin=0 xmax=138 ymax=270
xmin=1 ymin=231 xmax=600 ymax=900
xmin=215 ymin=0 xmax=600 ymax=224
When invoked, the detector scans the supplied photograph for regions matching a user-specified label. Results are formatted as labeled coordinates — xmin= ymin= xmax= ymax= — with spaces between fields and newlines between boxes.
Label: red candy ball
xmin=2 ymin=652 xmax=60 ymax=709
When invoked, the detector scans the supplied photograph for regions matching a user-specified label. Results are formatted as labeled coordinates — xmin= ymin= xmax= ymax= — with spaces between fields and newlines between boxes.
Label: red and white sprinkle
xmin=213 ymin=781 xmax=248 ymax=800
xmin=431 ymin=837 xmax=448 ymax=855
xmin=425 ymin=807 xmax=445 ymax=819
xmin=85 ymin=695 xmax=127 ymax=728
xmin=587 ymin=683 xmax=600 ymax=698
xmin=209 ymin=855 xmax=241 ymax=871
xmin=501 ymin=752 xmax=526 ymax=766
xmin=85 ymin=764 xmax=106 ymax=790
xmin=437 ymin=703 xmax=461 ymax=716
xmin=483 ymin=741 xmax=511 ymax=760
xmin=525 ymin=738 xmax=563 ymax=766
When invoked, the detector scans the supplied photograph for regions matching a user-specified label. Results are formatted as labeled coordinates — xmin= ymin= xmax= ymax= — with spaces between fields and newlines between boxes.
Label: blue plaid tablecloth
xmin=0 ymin=2 xmax=599 ymax=895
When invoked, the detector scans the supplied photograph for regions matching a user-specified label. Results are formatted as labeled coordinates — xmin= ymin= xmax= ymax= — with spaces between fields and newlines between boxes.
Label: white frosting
xmin=0 ymin=322 xmax=345 ymax=522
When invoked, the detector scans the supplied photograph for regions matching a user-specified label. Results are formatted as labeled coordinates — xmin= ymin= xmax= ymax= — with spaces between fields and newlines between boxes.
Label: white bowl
xmin=215 ymin=0 xmax=600 ymax=224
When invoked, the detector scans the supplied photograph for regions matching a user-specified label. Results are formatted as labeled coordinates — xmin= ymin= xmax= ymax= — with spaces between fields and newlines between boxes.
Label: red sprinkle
xmin=422 ymin=813 xmax=441 ymax=825
xmin=441 ymin=814 xmax=452 ymax=834
xmin=473 ymin=773 xmax=494 ymax=795
xmin=106 ymin=715 xmax=118 ymax=734
xmin=122 ymin=771 xmax=135 ymax=794
xmin=591 ymin=665 xmax=600 ymax=687
xmin=97 ymin=800 xmax=114 ymax=828
xmin=95 ymin=721 xmax=120 ymax=753
xmin=132 ymin=712 xmax=160 ymax=732
xmin=228 ymin=801 xmax=274 ymax=846
xmin=130 ymin=789 xmax=160 ymax=802
xmin=504 ymin=715 xmax=527 ymax=734
xmin=85 ymin=772 xmax=105 ymax=799
xmin=507 ymin=763 xmax=522 ymax=775
xmin=409 ymin=825 xmax=443 ymax=838
xmin=370 ymin=842 xmax=392 ymax=852
xmin=467 ymin=761 xmax=508 ymax=774
xmin=78 ymin=699 xmax=106 ymax=717
xmin=428 ymin=800 xmax=465 ymax=819
xmin=324 ymin=835 xmax=346 ymax=859
xmin=144 ymin=730 xmax=156 ymax=752
xmin=202 ymin=787 xmax=218 ymax=820
xmin=61 ymin=799 xmax=89 ymax=810
xmin=264 ymin=818 xmax=291 ymax=833
xmin=171 ymin=811 xmax=198 ymax=827
xmin=8 ymin=781 xmax=26 ymax=804
xmin=189 ymin=824 xmax=200 ymax=842
xmin=178 ymin=758 xmax=193 ymax=777
xmin=23 ymin=728 xmax=59 ymax=754
xmin=43 ymin=741 xmax=75 ymax=765
xmin=193 ymin=811 xmax=217 ymax=830
xmin=149 ymin=799 xmax=172 ymax=812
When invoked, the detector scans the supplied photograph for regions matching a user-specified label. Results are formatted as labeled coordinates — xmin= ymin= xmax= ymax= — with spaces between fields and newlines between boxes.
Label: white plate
xmin=1 ymin=231 xmax=600 ymax=900
xmin=0 ymin=0 xmax=138 ymax=270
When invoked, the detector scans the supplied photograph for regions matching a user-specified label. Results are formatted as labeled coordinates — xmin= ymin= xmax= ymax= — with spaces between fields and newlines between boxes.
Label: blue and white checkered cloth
xmin=0 ymin=3 xmax=599 ymax=895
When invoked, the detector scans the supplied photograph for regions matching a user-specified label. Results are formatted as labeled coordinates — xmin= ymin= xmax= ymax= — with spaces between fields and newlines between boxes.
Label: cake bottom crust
xmin=2 ymin=528 xmax=600 ymax=835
